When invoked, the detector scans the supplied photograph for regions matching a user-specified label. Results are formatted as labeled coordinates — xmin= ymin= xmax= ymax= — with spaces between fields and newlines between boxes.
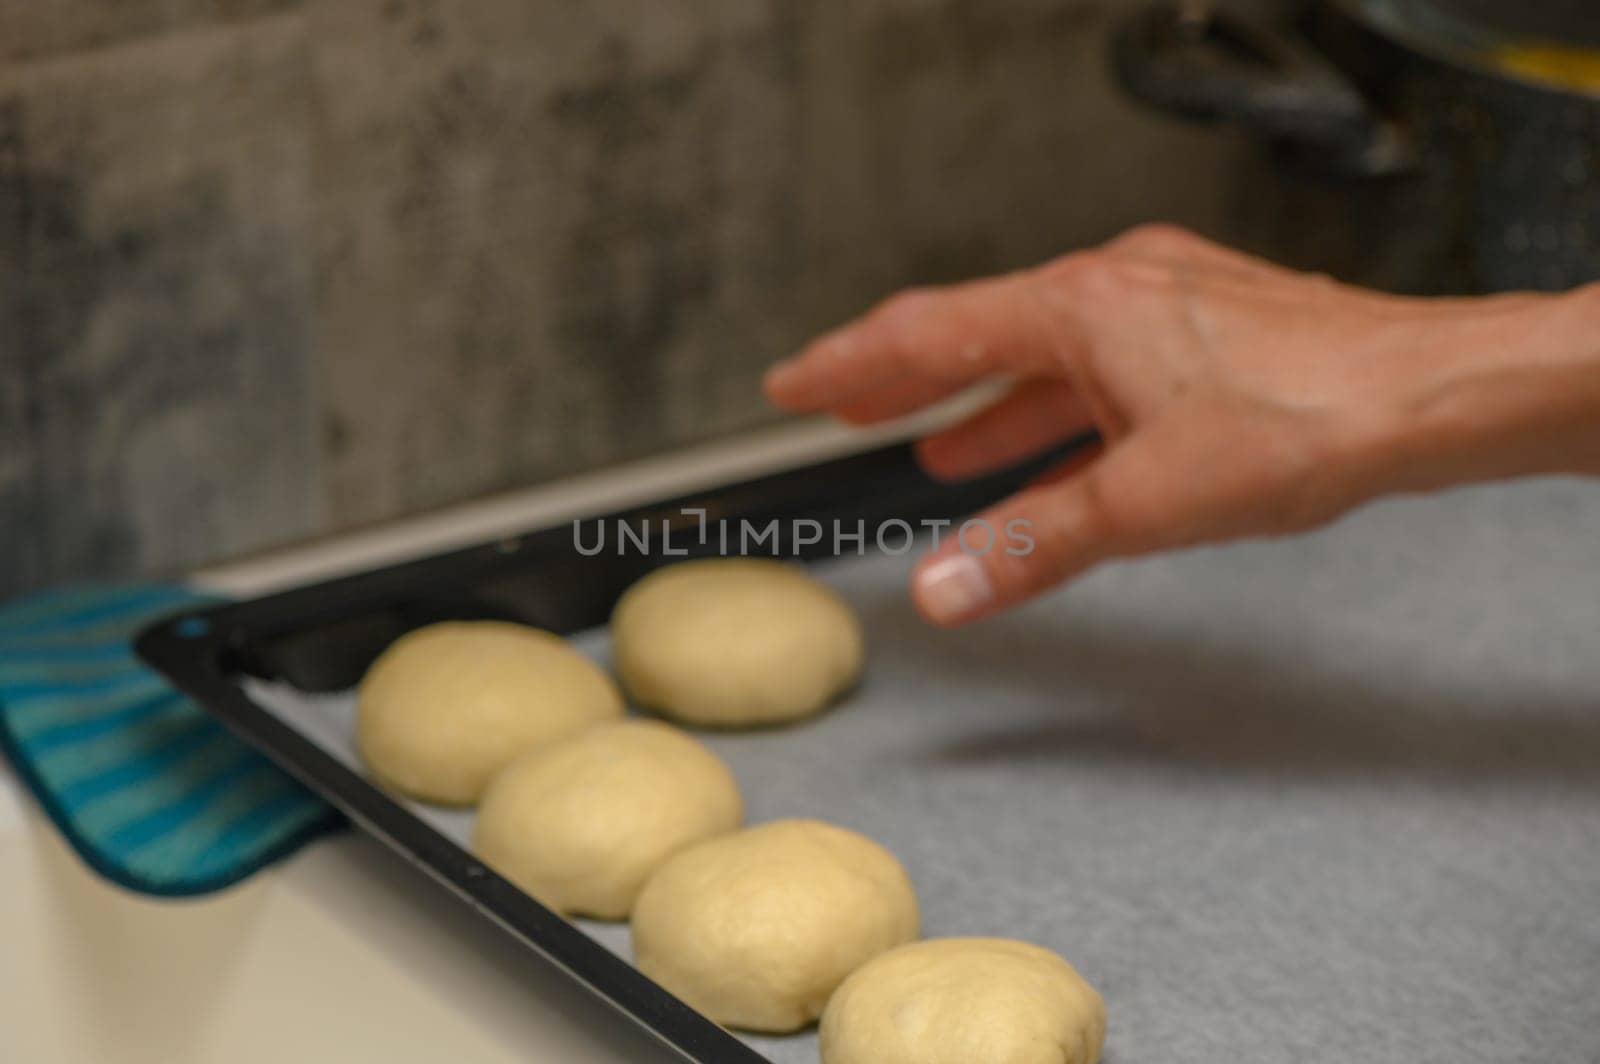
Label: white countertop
xmin=0 ymin=409 xmax=968 ymax=1064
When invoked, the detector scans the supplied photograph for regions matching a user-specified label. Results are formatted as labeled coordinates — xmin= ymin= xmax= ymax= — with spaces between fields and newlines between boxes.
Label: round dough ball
xmin=631 ymin=818 xmax=918 ymax=1032
xmin=612 ymin=559 xmax=864 ymax=728
xmin=472 ymin=720 xmax=743 ymax=919
xmin=820 ymin=938 xmax=1106 ymax=1064
xmin=357 ymin=621 xmax=623 ymax=805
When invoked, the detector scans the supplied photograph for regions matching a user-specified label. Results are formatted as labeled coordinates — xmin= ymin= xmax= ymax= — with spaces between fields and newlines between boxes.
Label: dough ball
xmin=820 ymin=938 xmax=1106 ymax=1064
xmin=631 ymin=818 xmax=918 ymax=1032
xmin=612 ymin=559 xmax=864 ymax=728
xmin=472 ymin=720 xmax=743 ymax=919
xmin=357 ymin=621 xmax=623 ymax=805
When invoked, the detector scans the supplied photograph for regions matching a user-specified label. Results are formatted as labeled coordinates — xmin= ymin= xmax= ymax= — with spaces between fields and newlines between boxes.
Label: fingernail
xmin=916 ymin=553 xmax=994 ymax=624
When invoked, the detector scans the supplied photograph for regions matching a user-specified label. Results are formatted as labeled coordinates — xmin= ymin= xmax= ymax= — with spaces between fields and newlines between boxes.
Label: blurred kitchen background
xmin=2 ymin=0 xmax=1596 ymax=597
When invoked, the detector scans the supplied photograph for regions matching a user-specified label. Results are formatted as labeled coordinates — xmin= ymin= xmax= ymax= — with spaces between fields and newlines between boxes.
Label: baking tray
xmin=134 ymin=440 xmax=1080 ymax=1064
xmin=136 ymin=441 xmax=1600 ymax=1063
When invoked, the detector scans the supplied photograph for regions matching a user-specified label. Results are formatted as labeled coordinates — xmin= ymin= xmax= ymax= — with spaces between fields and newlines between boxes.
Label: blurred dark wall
xmin=1 ymin=0 xmax=1289 ymax=596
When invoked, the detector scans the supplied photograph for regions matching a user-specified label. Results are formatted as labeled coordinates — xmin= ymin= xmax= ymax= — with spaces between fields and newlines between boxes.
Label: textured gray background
xmin=253 ymin=474 xmax=1600 ymax=1063
xmin=7 ymin=0 xmax=1588 ymax=601
xmin=2 ymin=0 xmax=1428 ymax=599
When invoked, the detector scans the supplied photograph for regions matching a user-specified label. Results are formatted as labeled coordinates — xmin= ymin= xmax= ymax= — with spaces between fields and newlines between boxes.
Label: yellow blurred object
xmin=1492 ymin=42 xmax=1600 ymax=92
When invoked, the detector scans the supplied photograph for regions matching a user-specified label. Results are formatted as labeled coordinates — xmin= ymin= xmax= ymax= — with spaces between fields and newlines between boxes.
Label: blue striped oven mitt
xmin=0 ymin=584 xmax=341 ymax=895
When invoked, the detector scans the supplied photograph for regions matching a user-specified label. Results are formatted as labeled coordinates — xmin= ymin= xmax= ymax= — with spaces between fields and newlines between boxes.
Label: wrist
xmin=1362 ymin=284 xmax=1600 ymax=495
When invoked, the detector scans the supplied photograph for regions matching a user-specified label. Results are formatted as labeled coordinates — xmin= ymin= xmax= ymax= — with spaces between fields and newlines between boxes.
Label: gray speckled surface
xmin=248 ymin=475 xmax=1600 ymax=1064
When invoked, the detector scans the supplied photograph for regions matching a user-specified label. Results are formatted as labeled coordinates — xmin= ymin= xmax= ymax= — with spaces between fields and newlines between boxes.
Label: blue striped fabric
xmin=0 ymin=584 xmax=342 ymax=896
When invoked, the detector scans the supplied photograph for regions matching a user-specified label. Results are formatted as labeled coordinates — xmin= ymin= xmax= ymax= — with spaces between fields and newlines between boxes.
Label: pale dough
xmin=631 ymin=818 xmax=918 ymax=1033
xmin=472 ymin=719 xmax=743 ymax=919
xmin=820 ymin=938 xmax=1106 ymax=1064
xmin=356 ymin=621 xmax=623 ymax=805
xmin=611 ymin=558 xmax=864 ymax=728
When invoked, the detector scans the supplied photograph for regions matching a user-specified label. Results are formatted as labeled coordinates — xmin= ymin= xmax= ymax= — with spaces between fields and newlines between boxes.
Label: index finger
xmin=763 ymin=270 xmax=1074 ymax=413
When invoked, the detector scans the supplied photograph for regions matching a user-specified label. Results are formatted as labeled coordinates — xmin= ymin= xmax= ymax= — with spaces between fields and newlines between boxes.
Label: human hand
xmin=764 ymin=225 xmax=1600 ymax=625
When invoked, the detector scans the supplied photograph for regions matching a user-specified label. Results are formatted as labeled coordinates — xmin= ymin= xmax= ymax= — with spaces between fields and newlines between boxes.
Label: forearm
xmin=1365 ymin=282 xmax=1600 ymax=495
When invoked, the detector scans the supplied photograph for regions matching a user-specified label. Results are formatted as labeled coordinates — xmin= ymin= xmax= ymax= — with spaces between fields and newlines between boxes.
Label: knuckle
xmin=1036 ymin=250 xmax=1124 ymax=301
xmin=974 ymin=526 xmax=1053 ymax=600
xmin=1037 ymin=249 xmax=1095 ymax=283
xmin=985 ymin=548 xmax=1045 ymax=602
xmin=1110 ymin=222 xmax=1200 ymax=258
xmin=870 ymin=287 xmax=939 ymax=356
xmin=875 ymin=287 xmax=938 ymax=327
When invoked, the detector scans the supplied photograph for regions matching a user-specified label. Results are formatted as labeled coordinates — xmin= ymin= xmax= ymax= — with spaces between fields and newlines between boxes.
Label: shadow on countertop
xmin=856 ymin=593 xmax=1600 ymax=793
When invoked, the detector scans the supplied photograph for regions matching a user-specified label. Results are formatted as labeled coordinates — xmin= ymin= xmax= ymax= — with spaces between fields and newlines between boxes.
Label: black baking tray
xmin=134 ymin=436 xmax=1092 ymax=1064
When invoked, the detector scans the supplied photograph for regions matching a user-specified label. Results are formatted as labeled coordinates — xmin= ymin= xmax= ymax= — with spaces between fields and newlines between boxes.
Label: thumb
xmin=910 ymin=445 xmax=1169 ymax=625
